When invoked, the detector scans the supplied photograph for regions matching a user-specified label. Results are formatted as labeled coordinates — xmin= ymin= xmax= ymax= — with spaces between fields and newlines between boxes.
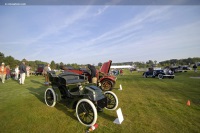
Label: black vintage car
xmin=44 ymin=71 xmax=118 ymax=126
xmin=170 ymin=66 xmax=191 ymax=73
xmin=143 ymin=68 xmax=175 ymax=79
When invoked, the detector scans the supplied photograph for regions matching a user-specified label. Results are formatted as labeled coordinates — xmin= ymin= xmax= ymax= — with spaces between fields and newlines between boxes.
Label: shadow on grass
xmin=30 ymin=79 xmax=44 ymax=86
xmin=55 ymin=100 xmax=77 ymax=121
xmin=98 ymin=110 xmax=116 ymax=122
xmin=27 ymin=86 xmax=77 ymax=121
xmin=191 ymin=99 xmax=200 ymax=106
xmin=27 ymin=86 xmax=45 ymax=102
xmin=9 ymin=77 xmax=20 ymax=83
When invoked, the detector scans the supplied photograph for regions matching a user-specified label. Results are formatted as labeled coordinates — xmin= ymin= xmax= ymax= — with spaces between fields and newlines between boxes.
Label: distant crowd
xmin=0 ymin=62 xmax=51 ymax=85
xmin=0 ymin=62 xmax=29 ymax=84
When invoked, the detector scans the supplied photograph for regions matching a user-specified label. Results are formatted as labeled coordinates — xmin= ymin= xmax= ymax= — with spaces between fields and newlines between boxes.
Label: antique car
xmin=143 ymin=68 xmax=175 ymax=79
xmin=44 ymin=71 xmax=118 ymax=126
xmin=60 ymin=60 xmax=117 ymax=91
xmin=35 ymin=64 xmax=45 ymax=75
xmin=169 ymin=66 xmax=190 ymax=73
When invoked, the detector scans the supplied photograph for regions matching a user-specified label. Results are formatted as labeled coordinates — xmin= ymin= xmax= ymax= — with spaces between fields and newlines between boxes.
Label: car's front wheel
xmin=76 ymin=99 xmax=97 ymax=126
xmin=104 ymin=91 xmax=118 ymax=110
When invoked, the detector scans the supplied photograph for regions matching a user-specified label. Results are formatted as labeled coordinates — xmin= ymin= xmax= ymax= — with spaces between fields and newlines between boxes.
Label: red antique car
xmin=60 ymin=60 xmax=117 ymax=91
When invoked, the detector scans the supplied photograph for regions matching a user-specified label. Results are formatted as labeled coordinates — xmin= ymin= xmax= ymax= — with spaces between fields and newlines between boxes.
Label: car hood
xmin=100 ymin=60 xmax=112 ymax=74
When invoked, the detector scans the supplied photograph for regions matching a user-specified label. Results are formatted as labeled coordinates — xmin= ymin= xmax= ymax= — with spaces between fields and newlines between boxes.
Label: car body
xmin=35 ymin=64 xmax=45 ymax=75
xmin=169 ymin=65 xmax=192 ymax=73
xmin=143 ymin=68 xmax=175 ymax=79
xmin=182 ymin=66 xmax=192 ymax=70
xmin=61 ymin=60 xmax=117 ymax=91
xmin=45 ymin=71 xmax=118 ymax=126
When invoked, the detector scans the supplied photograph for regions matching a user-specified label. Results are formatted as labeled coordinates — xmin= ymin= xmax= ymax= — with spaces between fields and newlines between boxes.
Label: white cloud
xmin=95 ymin=6 xmax=109 ymax=16
xmin=1 ymin=5 xmax=200 ymax=64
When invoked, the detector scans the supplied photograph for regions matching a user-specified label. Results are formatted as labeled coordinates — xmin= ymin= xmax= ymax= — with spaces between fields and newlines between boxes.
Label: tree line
xmin=98 ymin=58 xmax=200 ymax=68
xmin=0 ymin=52 xmax=80 ymax=71
xmin=1 ymin=52 xmax=200 ymax=70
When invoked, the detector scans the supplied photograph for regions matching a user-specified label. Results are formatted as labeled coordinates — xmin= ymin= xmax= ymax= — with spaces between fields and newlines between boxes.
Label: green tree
xmin=50 ymin=60 xmax=56 ymax=70
xmin=146 ymin=60 xmax=154 ymax=67
xmin=0 ymin=52 xmax=5 ymax=63
xmin=71 ymin=63 xmax=79 ymax=69
xmin=60 ymin=62 xmax=64 ymax=66
xmin=98 ymin=62 xmax=102 ymax=66
xmin=4 ymin=56 xmax=16 ymax=68
xmin=56 ymin=63 xmax=60 ymax=70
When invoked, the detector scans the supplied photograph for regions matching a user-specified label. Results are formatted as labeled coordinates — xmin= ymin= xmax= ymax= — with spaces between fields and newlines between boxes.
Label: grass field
xmin=0 ymin=70 xmax=200 ymax=133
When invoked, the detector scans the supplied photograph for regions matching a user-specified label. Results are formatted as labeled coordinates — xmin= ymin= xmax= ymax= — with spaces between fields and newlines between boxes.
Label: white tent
xmin=110 ymin=65 xmax=135 ymax=69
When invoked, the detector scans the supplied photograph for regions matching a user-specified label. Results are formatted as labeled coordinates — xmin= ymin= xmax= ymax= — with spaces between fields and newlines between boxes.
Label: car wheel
xmin=76 ymin=99 xmax=97 ymax=126
xmin=104 ymin=91 xmax=118 ymax=110
xmin=153 ymin=71 xmax=156 ymax=76
xmin=44 ymin=88 xmax=56 ymax=107
xmin=143 ymin=73 xmax=147 ymax=78
xmin=158 ymin=74 xmax=163 ymax=79
xmin=101 ymin=80 xmax=113 ymax=91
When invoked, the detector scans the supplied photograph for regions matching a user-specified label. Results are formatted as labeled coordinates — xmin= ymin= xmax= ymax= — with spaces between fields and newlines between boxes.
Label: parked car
xmin=45 ymin=71 xmax=118 ymax=126
xmin=170 ymin=66 xmax=189 ymax=73
xmin=35 ymin=64 xmax=45 ymax=75
xmin=182 ymin=66 xmax=192 ymax=70
xmin=143 ymin=68 xmax=175 ymax=79
xmin=60 ymin=60 xmax=117 ymax=91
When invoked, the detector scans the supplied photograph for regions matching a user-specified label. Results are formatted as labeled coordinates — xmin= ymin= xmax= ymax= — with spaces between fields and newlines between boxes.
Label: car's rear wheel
xmin=153 ymin=71 xmax=156 ymax=76
xmin=158 ymin=74 xmax=163 ymax=79
xmin=143 ymin=73 xmax=147 ymax=78
xmin=104 ymin=91 xmax=118 ymax=110
xmin=44 ymin=88 xmax=56 ymax=107
xmin=76 ymin=99 xmax=97 ymax=126
xmin=101 ymin=80 xmax=113 ymax=91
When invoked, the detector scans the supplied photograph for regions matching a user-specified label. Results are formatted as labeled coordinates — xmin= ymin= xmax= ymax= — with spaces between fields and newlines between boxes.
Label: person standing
xmin=19 ymin=62 xmax=27 ymax=85
xmin=193 ymin=64 xmax=197 ymax=72
xmin=15 ymin=65 xmax=19 ymax=80
xmin=0 ymin=62 xmax=7 ymax=83
xmin=120 ymin=69 xmax=123 ymax=76
xmin=26 ymin=65 xmax=31 ymax=77
xmin=43 ymin=63 xmax=51 ymax=85
xmin=6 ymin=65 xmax=11 ymax=80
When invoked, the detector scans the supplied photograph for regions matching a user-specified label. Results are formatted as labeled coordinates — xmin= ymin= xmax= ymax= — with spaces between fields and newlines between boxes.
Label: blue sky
xmin=0 ymin=5 xmax=200 ymax=65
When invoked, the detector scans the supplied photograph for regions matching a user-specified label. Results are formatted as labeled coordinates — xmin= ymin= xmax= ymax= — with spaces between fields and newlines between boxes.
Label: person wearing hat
xmin=87 ymin=64 xmax=97 ymax=83
xmin=0 ymin=62 xmax=7 ymax=83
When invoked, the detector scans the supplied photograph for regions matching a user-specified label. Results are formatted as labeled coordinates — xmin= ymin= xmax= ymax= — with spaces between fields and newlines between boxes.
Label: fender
xmin=53 ymin=86 xmax=62 ymax=102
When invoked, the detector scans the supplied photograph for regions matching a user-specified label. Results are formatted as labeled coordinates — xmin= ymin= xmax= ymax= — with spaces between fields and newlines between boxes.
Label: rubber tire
xmin=44 ymin=88 xmax=56 ymax=107
xmin=158 ymin=74 xmax=163 ymax=79
xmin=76 ymin=99 xmax=97 ymax=126
xmin=101 ymin=80 xmax=113 ymax=91
xmin=153 ymin=71 xmax=156 ymax=76
xmin=104 ymin=91 xmax=118 ymax=110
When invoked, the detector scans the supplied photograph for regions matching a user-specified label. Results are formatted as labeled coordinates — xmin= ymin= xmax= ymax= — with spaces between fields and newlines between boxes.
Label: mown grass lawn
xmin=0 ymin=70 xmax=200 ymax=133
